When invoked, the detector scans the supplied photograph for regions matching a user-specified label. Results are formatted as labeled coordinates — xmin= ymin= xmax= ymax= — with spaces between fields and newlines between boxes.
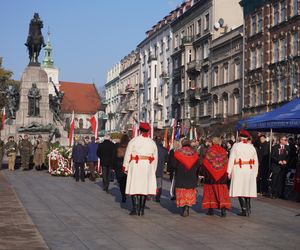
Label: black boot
xmin=221 ymin=208 xmax=227 ymax=217
xmin=238 ymin=197 xmax=247 ymax=216
xmin=155 ymin=188 xmax=162 ymax=202
xmin=182 ymin=205 xmax=189 ymax=217
xmin=129 ymin=196 xmax=138 ymax=215
xmin=139 ymin=195 xmax=147 ymax=216
xmin=206 ymin=208 xmax=214 ymax=215
xmin=245 ymin=198 xmax=251 ymax=216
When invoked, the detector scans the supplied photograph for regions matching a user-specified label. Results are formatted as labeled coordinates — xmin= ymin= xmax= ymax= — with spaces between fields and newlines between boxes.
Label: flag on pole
xmin=169 ymin=119 xmax=176 ymax=150
xmin=1 ymin=109 xmax=6 ymax=130
xmin=69 ymin=111 xmax=75 ymax=146
xmin=89 ymin=114 xmax=98 ymax=138
xmin=189 ymin=127 xmax=193 ymax=140
xmin=194 ymin=127 xmax=198 ymax=141
xmin=163 ymin=128 xmax=169 ymax=148
xmin=132 ymin=123 xmax=139 ymax=138
xmin=150 ymin=122 xmax=154 ymax=139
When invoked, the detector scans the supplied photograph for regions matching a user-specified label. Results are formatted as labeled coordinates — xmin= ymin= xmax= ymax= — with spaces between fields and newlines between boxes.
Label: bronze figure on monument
xmin=28 ymin=83 xmax=41 ymax=116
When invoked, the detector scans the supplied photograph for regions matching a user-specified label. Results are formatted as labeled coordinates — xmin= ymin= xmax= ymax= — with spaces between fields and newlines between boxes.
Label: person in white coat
xmin=227 ymin=129 xmax=258 ymax=216
xmin=123 ymin=122 xmax=158 ymax=216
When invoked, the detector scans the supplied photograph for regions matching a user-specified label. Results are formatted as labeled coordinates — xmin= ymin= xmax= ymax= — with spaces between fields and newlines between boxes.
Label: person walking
xmin=86 ymin=136 xmax=98 ymax=181
xmin=113 ymin=134 xmax=130 ymax=203
xmin=155 ymin=135 xmax=169 ymax=203
xmin=227 ymin=130 xmax=258 ymax=216
xmin=72 ymin=139 xmax=87 ymax=182
xmin=173 ymin=138 xmax=200 ymax=217
xmin=123 ymin=122 xmax=158 ymax=216
xmin=5 ymin=136 xmax=18 ymax=171
xmin=18 ymin=134 xmax=33 ymax=171
xmin=97 ymin=134 xmax=115 ymax=192
xmin=201 ymin=137 xmax=231 ymax=217
xmin=271 ymin=136 xmax=289 ymax=199
xmin=33 ymin=135 xmax=48 ymax=170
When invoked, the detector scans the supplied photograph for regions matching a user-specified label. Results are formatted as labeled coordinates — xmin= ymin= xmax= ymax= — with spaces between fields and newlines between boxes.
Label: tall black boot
xmin=182 ymin=205 xmax=189 ymax=217
xmin=245 ymin=198 xmax=251 ymax=216
xmin=139 ymin=195 xmax=147 ymax=216
xmin=129 ymin=196 xmax=138 ymax=215
xmin=238 ymin=197 xmax=247 ymax=216
xmin=221 ymin=208 xmax=227 ymax=217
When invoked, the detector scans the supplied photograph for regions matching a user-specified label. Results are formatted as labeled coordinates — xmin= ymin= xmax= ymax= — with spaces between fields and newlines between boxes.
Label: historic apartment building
xmin=137 ymin=11 xmax=175 ymax=129
xmin=105 ymin=63 xmax=121 ymax=132
xmin=118 ymin=50 xmax=140 ymax=131
xmin=170 ymin=0 xmax=243 ymax=130
xmin=240 ymin=0 xmax=300 ymax=116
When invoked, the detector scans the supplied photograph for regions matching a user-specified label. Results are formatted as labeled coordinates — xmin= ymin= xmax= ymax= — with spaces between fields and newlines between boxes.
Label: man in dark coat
xmin=155 ymin=136 xmax=169 ymax=202
xmin=97 ymin=134 xmax=115 ymax=192
xmin=257 ymin=134 xmax=270 ymax=195
xmin=271 ymin=136 xmax=289 ymax=199
xmin=72 ymin=139 xmax=88 ymax=182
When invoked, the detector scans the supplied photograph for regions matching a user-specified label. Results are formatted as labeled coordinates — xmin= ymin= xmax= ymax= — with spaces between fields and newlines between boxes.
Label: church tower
xmin=42 ymin=30 xmax=60 ymax=96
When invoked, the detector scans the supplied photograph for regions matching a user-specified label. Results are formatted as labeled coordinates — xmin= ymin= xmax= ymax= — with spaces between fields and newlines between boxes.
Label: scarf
xmin=174 ymin=146 xmax=199 ymax=171
xmin=202 ymin=145 xmax=228 ymax=182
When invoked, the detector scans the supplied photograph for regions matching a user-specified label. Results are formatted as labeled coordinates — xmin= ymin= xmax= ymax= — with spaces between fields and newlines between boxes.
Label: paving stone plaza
xmin=0 ymin=169 xmax=299 ymax=250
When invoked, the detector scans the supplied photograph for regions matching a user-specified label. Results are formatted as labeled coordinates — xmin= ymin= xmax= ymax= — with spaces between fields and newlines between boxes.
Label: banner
xmin=89 ymin=114 xmax=98 ymax=137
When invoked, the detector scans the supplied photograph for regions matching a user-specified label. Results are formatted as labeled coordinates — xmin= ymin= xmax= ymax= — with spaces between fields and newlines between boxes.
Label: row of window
xmin=251 ymin=0 xmax=298 ymax=36
xmin=273 ymin=32 xmax=298 ymax=63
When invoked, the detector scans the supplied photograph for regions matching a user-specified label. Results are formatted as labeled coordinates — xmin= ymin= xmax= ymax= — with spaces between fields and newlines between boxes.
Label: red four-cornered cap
xmin=239 ymin=129 xmax=251 ymax=138
xmin=139 ymin=122 xmax=151 ymax=131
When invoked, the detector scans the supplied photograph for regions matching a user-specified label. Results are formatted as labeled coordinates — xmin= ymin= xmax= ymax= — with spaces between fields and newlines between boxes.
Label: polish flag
xmin=1 ymin=109 xmax=5 ymax=130
xmin=89 ymin=114 xmax=98 ymax=138
xmin=194 ymin=127 xmax=198 ymax=141
xmin=69 ymin=111 xmax=75 ymax=146
xmin=132 ymin=124 xmax=139 ymax=138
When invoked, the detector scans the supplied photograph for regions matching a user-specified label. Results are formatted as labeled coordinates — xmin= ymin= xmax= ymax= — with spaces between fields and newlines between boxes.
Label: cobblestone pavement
xmin=2 ymin=169 xmax=300 ymax=250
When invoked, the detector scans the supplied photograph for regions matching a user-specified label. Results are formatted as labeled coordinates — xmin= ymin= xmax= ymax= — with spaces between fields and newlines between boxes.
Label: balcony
xmin=181 ymin=36 xmax=195 ymax=45
xmin=187 ymin=60 xmax=201 ymax=74
xmin=126 ymin=103 xmax=136 ymax=111
xmin=125 ymin=84 xmax=135 ymax=92
xmin=153 ymin=120 xmax=164 ymax=129
xmin=154 ymin=97 xmax=163 ymax=106
xmin=100 ymin=114 xmax=108 ymax=120
xmin=148 ymin=55 xmax=157 ymax=63
xmin=121 ymin=108 xmax=127 ymax=114
xmin=118 ymin=88 xmax=127 ymax=96
xmin=139 ymin=83 xmax=145 ymax=90
xmin=161 ymin=71 xmax=170 ymax=79
xmin=187 ymin=87 xmax=201 ymax=102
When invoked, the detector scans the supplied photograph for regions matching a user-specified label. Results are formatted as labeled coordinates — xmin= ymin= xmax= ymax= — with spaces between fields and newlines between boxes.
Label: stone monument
xmin=2 ymin=13 xmax=68 ymax=145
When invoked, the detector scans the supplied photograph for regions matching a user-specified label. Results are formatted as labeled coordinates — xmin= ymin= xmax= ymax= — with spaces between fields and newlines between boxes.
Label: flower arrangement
xmin=47 ymin=146 xmax=73 ymax=177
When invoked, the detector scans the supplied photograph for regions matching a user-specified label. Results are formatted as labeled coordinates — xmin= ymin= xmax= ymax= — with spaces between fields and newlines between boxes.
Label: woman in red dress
xmin=201 ymin=137 xmax=231 ymax=217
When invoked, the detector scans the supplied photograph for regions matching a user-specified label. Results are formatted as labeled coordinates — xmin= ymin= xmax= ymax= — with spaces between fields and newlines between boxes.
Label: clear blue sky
xmin=0 ymin=0 xmax=181 ymax=88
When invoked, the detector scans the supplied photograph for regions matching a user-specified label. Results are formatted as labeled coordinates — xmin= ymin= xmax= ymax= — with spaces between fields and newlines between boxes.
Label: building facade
xmin=240 ymin=0 xmax=300 ymax=116
xmin=118 ymin=50 xmax=140 ymax=131
xmin=137 ymin=12 xmax=175 ymax=129
xmin=105 ymin=63 xmax=121 ymax=132
xmin=171 ymin=0 xmax=243 ymax=130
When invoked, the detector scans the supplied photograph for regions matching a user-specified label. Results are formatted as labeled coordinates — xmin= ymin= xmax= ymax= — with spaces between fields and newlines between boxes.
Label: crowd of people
xmin=1 ymin=122 xmax=300 ymax=218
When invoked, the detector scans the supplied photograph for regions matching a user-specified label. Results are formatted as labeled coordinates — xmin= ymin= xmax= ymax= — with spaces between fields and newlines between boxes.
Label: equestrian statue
xmin=25 ymin=13 xmax=46 ymax=65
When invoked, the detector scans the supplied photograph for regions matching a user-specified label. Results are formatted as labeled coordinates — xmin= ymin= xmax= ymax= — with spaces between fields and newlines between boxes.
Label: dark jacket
xmin=113 ymin=143 xmax=127 ymax=177
xmin=97 ymin=139 xmax=115 ymax=168
xmin=271 ymin=144 xmax=289 ymax=173
xmin=156 ymin=143 xmax=169 ymax=178
xmin=174 ymin=146 xmax=200 ymax=189
xmin=86 ymin=141 xmax=98 ymax=162
xmin=257 ymin=141 xmax=270 ymax=173
xmin=72 ymin=144 xmax=88 ymax=163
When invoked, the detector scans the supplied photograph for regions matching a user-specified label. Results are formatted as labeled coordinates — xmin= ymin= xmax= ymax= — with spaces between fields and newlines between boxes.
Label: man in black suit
xmin=271 ymin=136 xmax=289 ymax=199
xmin=257 ymin=134 xmax=270 ymax=195
xmin=97 ymin=134 xmax=115 ymax=192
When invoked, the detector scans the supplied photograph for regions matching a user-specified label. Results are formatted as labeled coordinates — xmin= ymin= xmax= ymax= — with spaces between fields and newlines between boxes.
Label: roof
xmin=59 ymin=81 xmax=101 ymax=114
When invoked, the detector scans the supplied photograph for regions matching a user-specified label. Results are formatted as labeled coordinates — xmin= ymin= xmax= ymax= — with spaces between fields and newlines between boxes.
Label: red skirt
xmin=176 ymin=188 xmax=196 ymax=207
xmin=202 ymin=184 xmax=231 ymax=209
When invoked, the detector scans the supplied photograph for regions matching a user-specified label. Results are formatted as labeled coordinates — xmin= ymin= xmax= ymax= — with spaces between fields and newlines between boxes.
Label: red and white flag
xmin=89 ymin=114 xmax=98 ymax=138
xmin=1 ymin=109 xmax=6 ymax=130
xmin=69 ymin=111 xmax=75 ymax=146
xmin=132 ymin=123 xmax=139 ymax=138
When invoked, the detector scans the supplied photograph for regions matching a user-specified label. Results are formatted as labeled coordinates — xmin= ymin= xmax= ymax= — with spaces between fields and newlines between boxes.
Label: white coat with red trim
xmin=123 ymin=135 xmax=158 ymax=195
xmin=227 ymin=141 xmax=258 ymax=197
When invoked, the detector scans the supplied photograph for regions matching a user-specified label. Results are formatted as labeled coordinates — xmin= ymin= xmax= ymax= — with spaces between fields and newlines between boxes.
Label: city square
xmin=1 ymin=0 xmax=300 ymax=249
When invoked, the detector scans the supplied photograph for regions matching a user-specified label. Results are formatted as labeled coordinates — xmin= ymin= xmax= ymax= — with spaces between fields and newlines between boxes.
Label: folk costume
xmin=174 ymin=139 xmax=200 ymax=217
xmin=227 ymin=130 xmax=258 ymax=216
xmin=202 ymin=143 xmax=231 ymax=217
xmin=123 ymin=122 xmax=158 ymax=216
